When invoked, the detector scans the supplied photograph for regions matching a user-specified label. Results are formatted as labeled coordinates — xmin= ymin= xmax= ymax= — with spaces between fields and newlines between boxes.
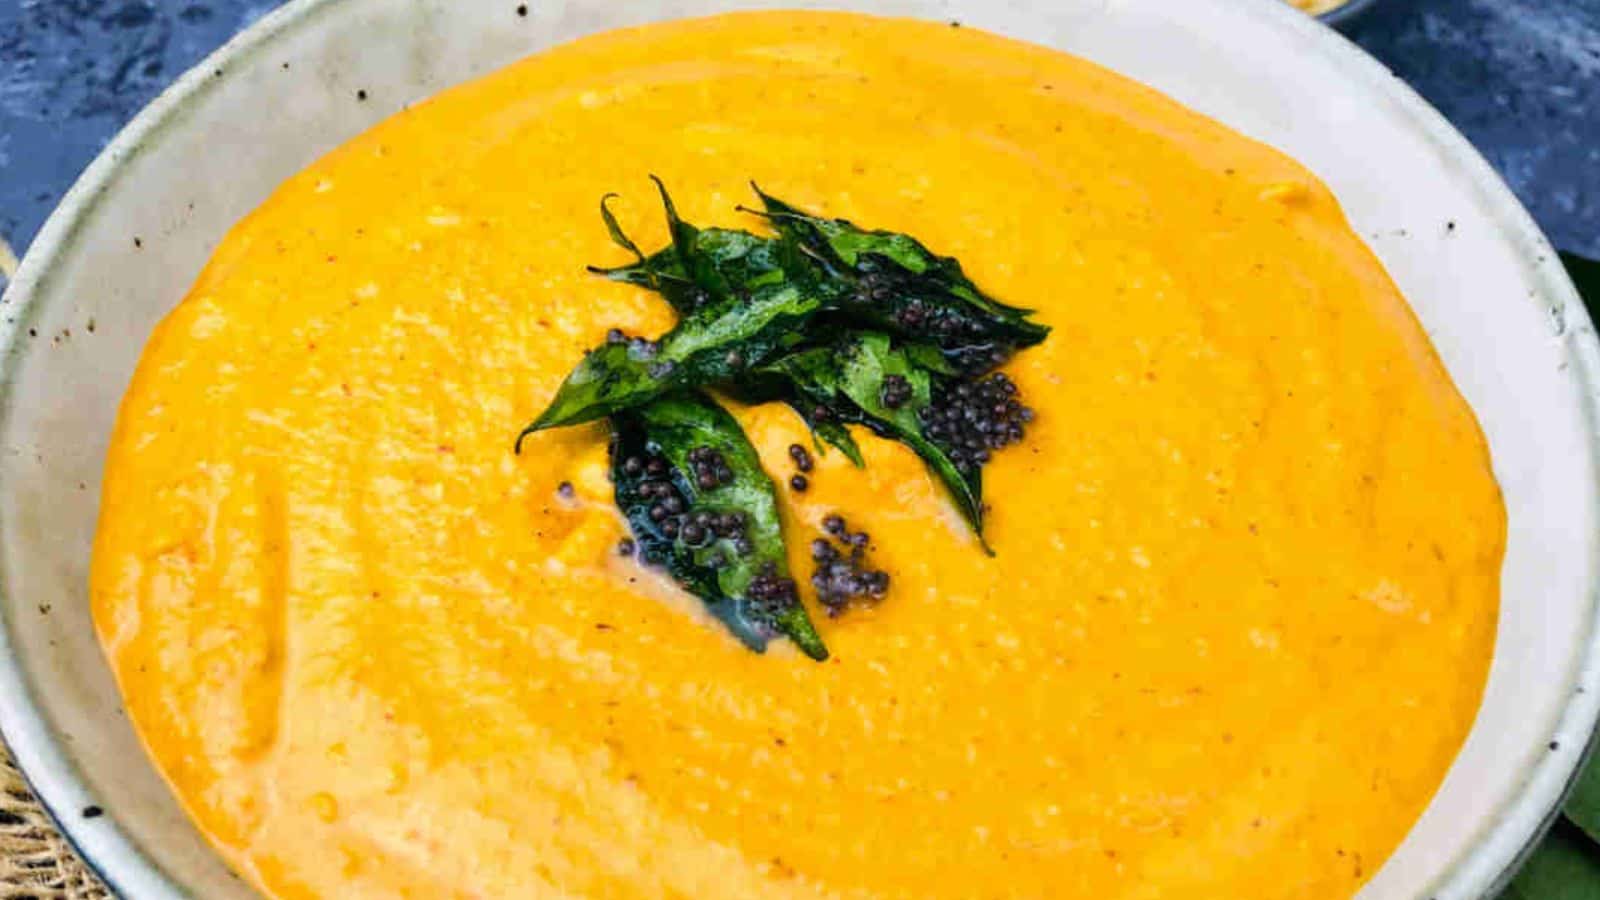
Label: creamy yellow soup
xmin=93 ymin=12 xmax=1503 ymax=899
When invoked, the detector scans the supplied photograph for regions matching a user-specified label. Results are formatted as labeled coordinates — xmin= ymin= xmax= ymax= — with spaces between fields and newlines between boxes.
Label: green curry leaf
xmin=754 ymin=332 xmax=990 ymax=551
xmin=741 ymin=186 xmax=1047 ymax=374
xmin=811 ymin=419 xmax=866 ymax=467
xmin=598 ymin=192 xmax=647 ymax=266
xmin=610 ymin=392 xmax=828 ymax=660
xmin=519 ymin=279 xmax=822 ymax=436
xmin=749 ymin=184 xmax=1045 ymax=319
xmin=587 ymin=183 xmax=1048 ymax=377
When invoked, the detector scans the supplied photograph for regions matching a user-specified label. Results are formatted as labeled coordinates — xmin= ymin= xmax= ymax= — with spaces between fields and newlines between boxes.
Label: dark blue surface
xmin=1348 ymin=0 xmax=1600 ymax=258
xmin=0 ymin=0 xmax=1597 ymax=259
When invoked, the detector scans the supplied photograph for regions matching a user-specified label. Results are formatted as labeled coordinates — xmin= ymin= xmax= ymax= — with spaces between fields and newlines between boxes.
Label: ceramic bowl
xmin=1 ymin=0 xmax=1596 ymax=897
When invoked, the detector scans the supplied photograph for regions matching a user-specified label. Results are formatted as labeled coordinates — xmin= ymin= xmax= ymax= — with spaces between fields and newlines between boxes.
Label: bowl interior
xmin=1 ymin=1 xmax=1596 ymax=897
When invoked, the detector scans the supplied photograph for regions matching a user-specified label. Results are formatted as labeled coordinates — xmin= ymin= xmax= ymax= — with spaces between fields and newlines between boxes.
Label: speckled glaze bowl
xmin=0 ymin=1 xmax=1596 ymax=897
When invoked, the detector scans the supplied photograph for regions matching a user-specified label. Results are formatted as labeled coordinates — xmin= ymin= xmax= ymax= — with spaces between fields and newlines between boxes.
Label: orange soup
xmin=92 ymin=12 xmax=1504 ymax=899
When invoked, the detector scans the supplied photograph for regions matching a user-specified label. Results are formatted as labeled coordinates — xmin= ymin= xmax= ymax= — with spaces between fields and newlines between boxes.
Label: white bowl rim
xmin=0 ymin=1 xmax=1597 ymax=897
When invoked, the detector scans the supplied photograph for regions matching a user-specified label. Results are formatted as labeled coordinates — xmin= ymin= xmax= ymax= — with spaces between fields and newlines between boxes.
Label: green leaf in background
xmin=1502 ymin=821 xmax=1600 ymax=900
xmin=1504 ymin=250 xmax=1600 ymax=897
xmin=1561 ymin=252 xmax=1600 ymax=321
xmin=1559 ymin=249 xmax=1600 ymax=848
xmin=1568 ymin=744 xmax=1600 ymax=846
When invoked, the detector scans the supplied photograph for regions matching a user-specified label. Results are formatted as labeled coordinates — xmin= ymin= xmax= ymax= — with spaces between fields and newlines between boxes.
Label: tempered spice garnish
xmin=809 ymin=514 xmax=891 ymax=616
xmin=607 ymin=391 xmax=827 ymax=659
xmin=788 ymin=443 xmax=814 ymax=472
xmin=919 ymin=373 xmax=1034 ymax=475
xmin=744 ymin=331 xmax=993 ymax=549
xmin=521 ymin=180 xmax=1052 ymax=659
xmin=745 ymin=183 xmax=1049 ymax=373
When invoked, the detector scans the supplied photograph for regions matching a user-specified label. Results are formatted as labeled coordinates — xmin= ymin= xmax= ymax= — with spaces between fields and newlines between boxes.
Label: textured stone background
xmin=0 ymin=0 xmax=1597 ymax=259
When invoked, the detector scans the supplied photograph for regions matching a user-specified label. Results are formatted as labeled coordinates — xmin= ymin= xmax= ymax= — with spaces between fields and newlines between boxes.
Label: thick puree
xmin=92 ymin=12 xmax=1504 ymax=899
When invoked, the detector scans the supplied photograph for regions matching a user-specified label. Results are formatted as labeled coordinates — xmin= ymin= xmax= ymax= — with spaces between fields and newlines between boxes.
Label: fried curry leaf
xmin=525 ymin=184 xmax=864 ymax=435
xmin=591 ymin=179 xmax=800 ymax=314
xmin=520 ymin=279 xmax=821 ymax=435
xmin=589 ymin=193 xmax=705 ymax=311
xmin=749 ymin=185 xmax=1032 ymax=314
xmin=652 ymin=177 xmax=798 ymax=303
xmin=727 ymin=328 xmax=867 ymax=468
xmin=755 ymin=333 xmax=990 ymax=551
xmin=725 ymin=383 xmax=865 ymax=468
xmin=610 ymin=392 xmax=828 ymax=660
xmin=748 ymin=185 xmax=1050 ymax=369
xmin=810 ymin=419 xmax=865 ymax=467
xmin=591 ymin=244 xmax=702 ymax=310
xmin=588 ymin=183 xmax=1048 ymax=377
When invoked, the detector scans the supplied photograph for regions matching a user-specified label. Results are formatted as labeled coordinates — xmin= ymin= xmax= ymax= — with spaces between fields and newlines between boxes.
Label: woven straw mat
xmin=0 ymin=741 xmax=106 ymax=899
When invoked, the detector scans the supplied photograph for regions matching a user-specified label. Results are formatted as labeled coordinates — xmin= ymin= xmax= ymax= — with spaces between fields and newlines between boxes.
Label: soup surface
xmin=92 ymin=11 xmax=1504 ymax=899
